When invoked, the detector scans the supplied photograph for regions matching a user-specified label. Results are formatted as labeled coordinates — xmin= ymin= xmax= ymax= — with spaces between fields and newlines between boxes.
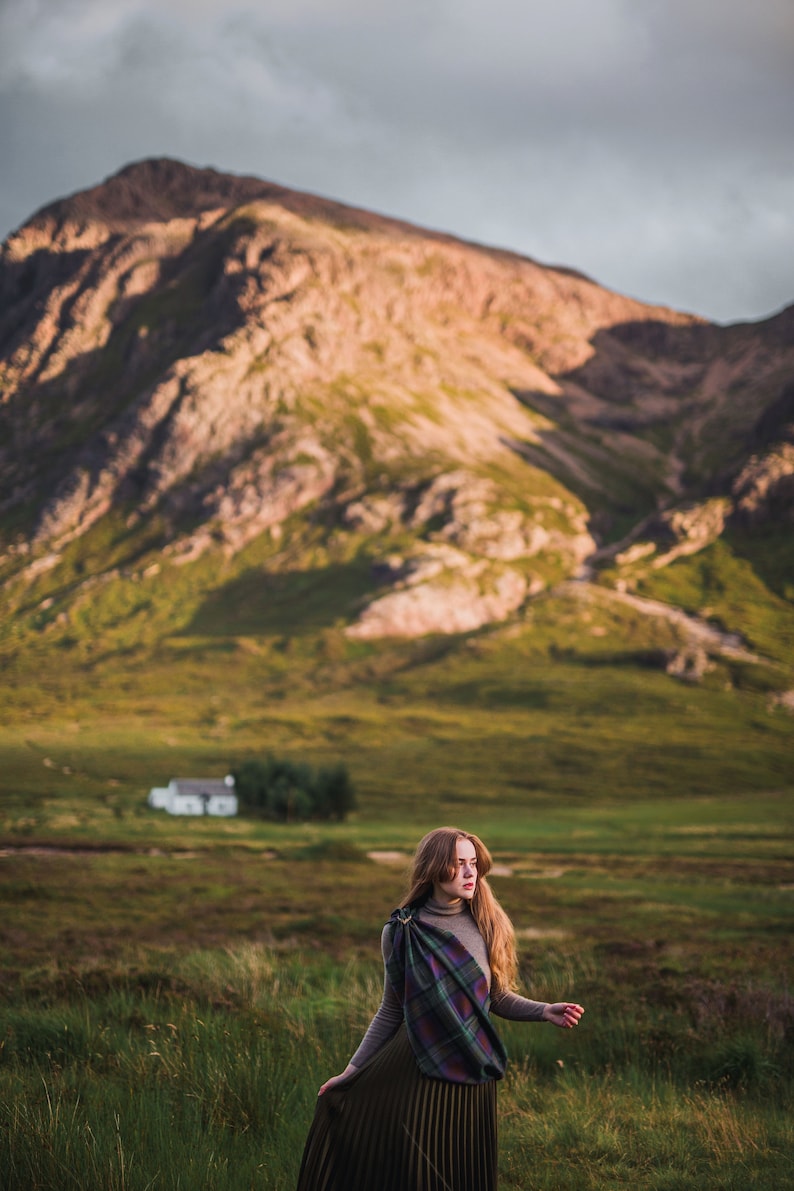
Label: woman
xmin=296 ymin=827 xmax=584 ymax=1191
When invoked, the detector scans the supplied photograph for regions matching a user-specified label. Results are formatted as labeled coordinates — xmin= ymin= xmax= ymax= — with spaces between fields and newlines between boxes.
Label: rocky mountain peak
xmin=1 ymin=159 xmax=792 ymax=639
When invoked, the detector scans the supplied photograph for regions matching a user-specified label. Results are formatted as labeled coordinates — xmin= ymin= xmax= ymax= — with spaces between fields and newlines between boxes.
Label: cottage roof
xmin=172 ymin=779 xmax=234 ymax=796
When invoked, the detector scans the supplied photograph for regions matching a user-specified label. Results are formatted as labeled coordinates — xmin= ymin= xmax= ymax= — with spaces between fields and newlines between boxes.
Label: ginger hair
xmin=402 ymin=826 xmax=518 ymax=992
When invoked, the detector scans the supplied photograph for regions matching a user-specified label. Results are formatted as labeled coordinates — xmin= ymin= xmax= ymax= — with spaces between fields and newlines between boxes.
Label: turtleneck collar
xmin=425 ymin=895 xmax=468 ymax=916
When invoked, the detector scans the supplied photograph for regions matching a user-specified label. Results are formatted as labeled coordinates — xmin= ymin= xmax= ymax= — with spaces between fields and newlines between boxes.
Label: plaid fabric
xmin=386 ymin=905 xmax=508 ymax=1084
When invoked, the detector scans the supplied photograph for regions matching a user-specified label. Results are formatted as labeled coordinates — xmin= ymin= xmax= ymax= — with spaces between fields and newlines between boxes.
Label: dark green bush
xmin=232 ymin=757 xmax=357 ymax=822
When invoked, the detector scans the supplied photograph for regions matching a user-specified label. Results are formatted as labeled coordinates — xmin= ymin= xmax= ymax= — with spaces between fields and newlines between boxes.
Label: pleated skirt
xmin=296 ymin=1024 xmax=497 ymax=1191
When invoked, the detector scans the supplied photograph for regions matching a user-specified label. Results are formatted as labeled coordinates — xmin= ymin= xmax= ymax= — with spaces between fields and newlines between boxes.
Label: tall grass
xmin=2 ymin=944 xmax=791 ymax=1190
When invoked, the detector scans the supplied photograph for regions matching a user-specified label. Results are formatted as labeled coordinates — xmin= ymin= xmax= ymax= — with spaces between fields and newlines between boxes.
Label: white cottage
xmin=147 ymin=776 xmax=238 ymax=816
xmin=147 ymin=786 xmax=172 ymax=809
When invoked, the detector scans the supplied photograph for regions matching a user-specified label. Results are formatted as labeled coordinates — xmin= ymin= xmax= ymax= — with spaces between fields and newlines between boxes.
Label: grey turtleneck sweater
xmin=350 ymin=897 xmax=549 ymax=1070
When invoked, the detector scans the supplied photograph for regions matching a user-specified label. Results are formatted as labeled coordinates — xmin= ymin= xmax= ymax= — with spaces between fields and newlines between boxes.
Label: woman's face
xmin=434 ymin=837 xmax=478 ymax=903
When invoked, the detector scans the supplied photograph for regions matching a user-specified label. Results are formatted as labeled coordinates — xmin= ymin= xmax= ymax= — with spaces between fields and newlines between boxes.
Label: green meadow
xmin=1 ymin=518 xmax=793 ymax=1188
xmin=2 ymin=820 xmax=792 ymax=1191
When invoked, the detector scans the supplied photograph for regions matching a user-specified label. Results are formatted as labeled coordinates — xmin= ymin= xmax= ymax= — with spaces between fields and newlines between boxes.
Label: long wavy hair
xmin=402 ymin=826 xmax=518 ymax=992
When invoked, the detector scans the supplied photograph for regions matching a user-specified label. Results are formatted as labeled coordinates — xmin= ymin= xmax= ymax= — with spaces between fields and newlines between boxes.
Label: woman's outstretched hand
xmin=318 ymin=1064 xmax=358 ymax=1096
xmin=543 ymin=1002 xmax=585 ymax=1029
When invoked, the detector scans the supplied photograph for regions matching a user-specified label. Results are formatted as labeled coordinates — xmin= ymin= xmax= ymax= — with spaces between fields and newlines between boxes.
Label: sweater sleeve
xmin=490 ymin=988 xmax=548 ymax=1022
xmin=349 ymin=925 xmax=404 ymax=1068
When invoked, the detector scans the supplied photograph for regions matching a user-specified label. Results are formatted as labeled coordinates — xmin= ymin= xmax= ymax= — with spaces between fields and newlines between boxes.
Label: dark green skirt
xmin=297 ymin=1025 xmax=498 ymax=1191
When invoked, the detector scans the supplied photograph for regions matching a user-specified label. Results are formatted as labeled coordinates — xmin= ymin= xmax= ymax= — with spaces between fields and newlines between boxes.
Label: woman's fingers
xmin=561 ymin=1002 xmax=584 ymax=1026
xmin=548 ymin=1001 xmax=585 ymax=1027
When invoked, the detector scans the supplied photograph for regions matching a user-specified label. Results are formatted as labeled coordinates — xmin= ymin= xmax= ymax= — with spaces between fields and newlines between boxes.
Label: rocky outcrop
xmin=338 ymin=469 xmax=591 ymax=636
xmin=346 ymin=548 xmax=528 ymax=638
xmin=169 ymin=432 xmax=337 ymax=560
xmin=407 ymin=471 xmax=592 ymax=562
xmin=732 ymin=443 xmax=794 ymax=524
xmin=608 ymin=497 xmax=731 ymax=573
xmin=768 ymin=690 xmax=794 ymax=714
xmin=664 ymin=646 xmax=714 ymax=683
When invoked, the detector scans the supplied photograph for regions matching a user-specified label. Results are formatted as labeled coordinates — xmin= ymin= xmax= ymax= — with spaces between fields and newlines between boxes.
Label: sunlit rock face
xmin=1 ymin=158 xmax=792 ymax=637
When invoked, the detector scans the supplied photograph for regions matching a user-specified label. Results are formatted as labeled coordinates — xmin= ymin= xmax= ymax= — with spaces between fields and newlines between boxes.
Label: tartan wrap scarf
xmin=386 ymin=905 xmax=508 ymax=1085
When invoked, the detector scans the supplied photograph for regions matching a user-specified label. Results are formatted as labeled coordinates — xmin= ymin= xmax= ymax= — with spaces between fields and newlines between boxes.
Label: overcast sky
xmin=1 ymin=0 xmax=792 ymax=323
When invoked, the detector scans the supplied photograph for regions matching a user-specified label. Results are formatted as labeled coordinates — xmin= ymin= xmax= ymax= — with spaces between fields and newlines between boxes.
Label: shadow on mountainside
xmin=504 ymin=307 xmax=794 ymax=546
xmin=182 ymin=559 xmax=378 ymax=638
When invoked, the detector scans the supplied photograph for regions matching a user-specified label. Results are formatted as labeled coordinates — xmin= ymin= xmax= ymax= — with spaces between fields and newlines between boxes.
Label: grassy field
xmin=1 ymin=817 xmax=792 ymax=1190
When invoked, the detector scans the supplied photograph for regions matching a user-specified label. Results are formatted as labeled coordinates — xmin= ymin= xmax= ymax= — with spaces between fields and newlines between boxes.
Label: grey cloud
xmin=0 ymin=0 xmax=791 ymax=322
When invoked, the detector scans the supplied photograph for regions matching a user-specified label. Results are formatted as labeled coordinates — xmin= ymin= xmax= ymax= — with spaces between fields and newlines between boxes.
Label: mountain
xmin=0 ymin=158 xmax=792 ymax=658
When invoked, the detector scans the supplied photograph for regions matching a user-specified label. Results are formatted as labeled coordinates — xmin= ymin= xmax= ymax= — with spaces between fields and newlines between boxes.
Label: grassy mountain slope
xmin=0 ymin=159 xmax=792 ymax=833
